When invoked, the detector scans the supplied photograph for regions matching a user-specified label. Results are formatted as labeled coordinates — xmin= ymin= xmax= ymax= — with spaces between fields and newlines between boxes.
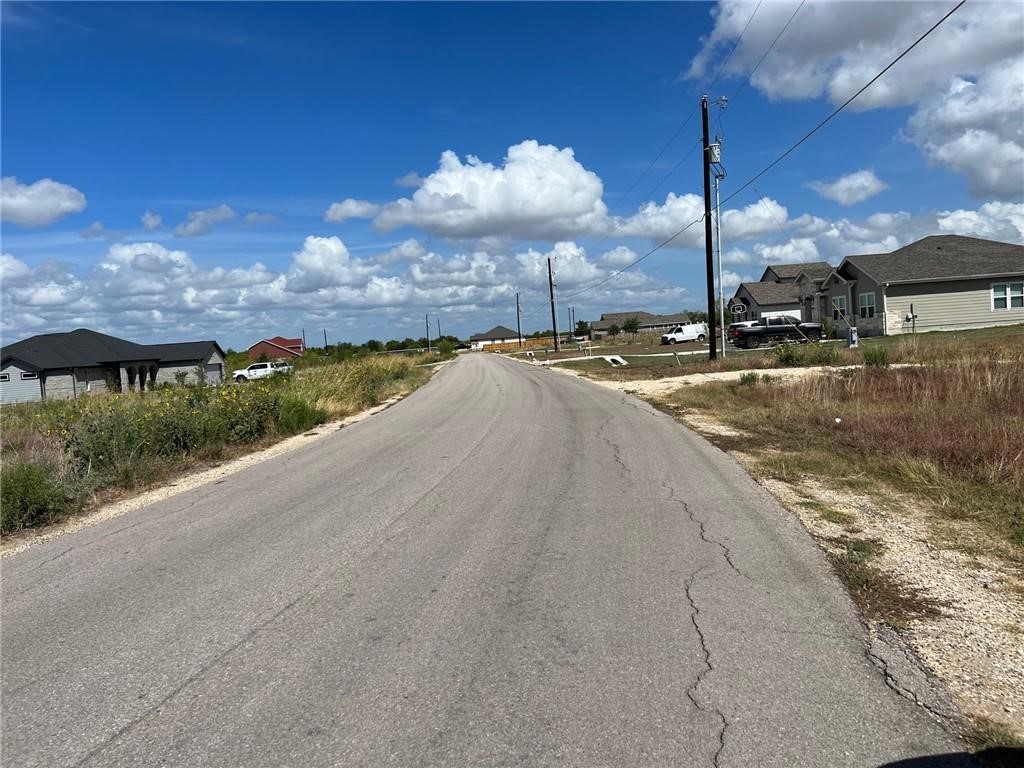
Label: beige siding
xmin=885 ymin=278 xmax=1024 ymax=334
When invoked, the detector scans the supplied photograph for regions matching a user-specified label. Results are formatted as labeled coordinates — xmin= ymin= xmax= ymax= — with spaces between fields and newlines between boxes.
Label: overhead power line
xmin=705 ymin=0 xmax=764 ymax=94
xmin=720 ymin=0 xmax=966 ymax=210
xmin=730 ymin=0 xmax=807 ymax=103
xmin=547 ymin=0 xmax=966 ymax=307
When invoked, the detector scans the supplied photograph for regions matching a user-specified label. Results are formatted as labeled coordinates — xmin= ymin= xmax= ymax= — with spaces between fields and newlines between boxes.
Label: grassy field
xmin=662 ymin=344 xmax=1024 ymax=559
xmin=0 ymin=355 xmax=433 ymax=534
xmin=557 ymin=324 xmax=1024 ymax=381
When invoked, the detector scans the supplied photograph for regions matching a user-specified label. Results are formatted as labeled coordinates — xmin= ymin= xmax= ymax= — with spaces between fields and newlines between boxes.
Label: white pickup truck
xmin=660 ymin=323 xmax=709 ymax=345
xmin=232 ymin=361 xmax=293 ymax=382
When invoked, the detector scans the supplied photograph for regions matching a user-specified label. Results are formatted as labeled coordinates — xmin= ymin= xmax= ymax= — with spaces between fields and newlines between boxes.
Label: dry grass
xmin=667 ymin=348 xmax=1024 ymax=555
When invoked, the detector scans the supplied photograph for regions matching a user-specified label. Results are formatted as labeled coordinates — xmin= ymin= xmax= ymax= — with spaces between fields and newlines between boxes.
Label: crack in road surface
xmin=2 ymin=355 xmax=971 ymax=768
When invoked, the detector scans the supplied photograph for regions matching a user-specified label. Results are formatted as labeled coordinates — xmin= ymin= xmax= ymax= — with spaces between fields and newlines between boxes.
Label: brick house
xmin=247 ymin=336 xmax=305 ymax=360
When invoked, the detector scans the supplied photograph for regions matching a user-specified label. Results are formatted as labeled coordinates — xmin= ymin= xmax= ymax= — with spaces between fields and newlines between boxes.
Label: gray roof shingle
xmin=469 ymin=325 xmax=520 ymax=341
xmin=733 ymin=282 xmax=800 ymax=306
xmin=590 ymin=311 xmax=690 ymax=331
xmin=763 ymin=261 xmax=832 ymax=281
xmin=844 ymin=235 xmax=1024 ymax=284
xmin=1 ymin=329 xmax=222 ymax=370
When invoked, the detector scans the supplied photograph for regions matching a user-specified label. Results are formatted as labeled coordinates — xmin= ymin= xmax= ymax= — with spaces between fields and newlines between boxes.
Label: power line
xmin=720 ymin=0 xmax=966 ymax=210
xmin=730 ymin=0 xmax=806 ymax=103
xmin=751 ymin=186 xmax=815 ymax=263
xmin=705 ymin=0 xmax=764 ymax=94
xmin=546 ymin=0 xmax=966 ymax=308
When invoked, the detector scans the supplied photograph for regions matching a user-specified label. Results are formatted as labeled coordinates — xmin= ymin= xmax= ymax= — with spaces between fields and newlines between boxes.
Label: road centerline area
xmin=2 ymin=354 xmax=968 ymax=767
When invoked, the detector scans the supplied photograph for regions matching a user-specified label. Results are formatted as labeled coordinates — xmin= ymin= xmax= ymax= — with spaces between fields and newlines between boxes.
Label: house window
xmin=832 ymin=296 xmax=847 ymax=321
xmin=992 ymin=282 xmax=1024 ymax=311
xmin=21 ymin=372 xmax=39 ymax=380
xmin=859 ymin=292 xmax=876 ymax=319
xmin=0 ymin=374 xmax=8 ymax=382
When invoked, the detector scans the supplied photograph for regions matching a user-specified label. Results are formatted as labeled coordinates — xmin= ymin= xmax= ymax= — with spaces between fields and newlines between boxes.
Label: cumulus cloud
xmin=285 ymin=236 xmax=380 ymax=293
xmin=807 ymin=170 xmax=888 ymax=206
xmin=598 ymin=246 xmax=639 ymax=268
xmin=141 ymin=210 xmax=162 ymax=230
xmin=375 ymin=140 xmax=608 ymax=240
xmin=174 ymin=204 xmax=236 ymax=237
xmin=394 ymin=171 xmax=424 ymax=188
xmin=1 ymin=253 xmax=31 ymax=281
xmin=324 ymin=198 xmax=380 ymax=223
xmin=936 ymin=202 xmax=1024 ymax=241
xmin=689 ymin=1 xmax=1024 ymax=201
xmin=1 ymin=176 xmax=87 ymax=226
xmin=614 ymin=194 xmax=787 ymax=247
xmin=80 ymin=221 xmax=110 ymax=239
xmin=906 ymin=62 xmax=1024 ymax=199
xmin=375 ymin=238 xmax=429 ymax=266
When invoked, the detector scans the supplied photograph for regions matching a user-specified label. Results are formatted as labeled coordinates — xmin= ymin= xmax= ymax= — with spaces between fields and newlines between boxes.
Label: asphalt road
xmin=2 ymin=354 xmax=972 ymax=767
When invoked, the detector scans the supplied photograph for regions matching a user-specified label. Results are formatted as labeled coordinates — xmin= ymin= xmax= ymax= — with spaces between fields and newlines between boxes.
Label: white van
xmin=660 ymin=323 xmax=709 ymax=345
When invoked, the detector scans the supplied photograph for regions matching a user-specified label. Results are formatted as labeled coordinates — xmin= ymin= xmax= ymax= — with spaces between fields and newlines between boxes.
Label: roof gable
xmin=1 ymin=329 xmax=224 ymax=370
xmin=732 ymin=281 xmax=800 ymax=306
xmin=841 ymin=235 xmax=1024 ymax=284
xmin=760 ymin=261 xmax=832 ymax=282
xmin=469 ymin=325 xmax=519 ymax=341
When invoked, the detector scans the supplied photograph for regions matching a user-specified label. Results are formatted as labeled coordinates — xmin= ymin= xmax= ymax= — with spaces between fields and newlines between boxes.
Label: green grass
xmin=0 ymin=356 xmax=431 ymax=535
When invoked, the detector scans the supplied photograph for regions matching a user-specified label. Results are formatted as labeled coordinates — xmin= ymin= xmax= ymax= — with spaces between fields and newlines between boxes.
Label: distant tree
xmin=364 ymin=339 xmax=383 ymax=352
xmin=575 ymin=320 xmax=591 ymax=337
xmin=608 ymin=324 xmax=621 ymax=338
xmin=687 ymin=310 xmax=708 ymax=323
xmin=622 ymin=317 xmax=640 ymax=337
xmin=385 ymin=339 xmax=402 ymax=351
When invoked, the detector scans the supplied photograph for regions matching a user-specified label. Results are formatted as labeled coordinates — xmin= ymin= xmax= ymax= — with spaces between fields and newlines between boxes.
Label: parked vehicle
xmin=726 ymin=321 xmax=758 ymax=344
xmin=660 ymin=322 xmax=709 ymax=345
xmin=731 ymin=317 xmax=823 ymax=348
xmin=232 ymin=361 xmax=293 ymax=382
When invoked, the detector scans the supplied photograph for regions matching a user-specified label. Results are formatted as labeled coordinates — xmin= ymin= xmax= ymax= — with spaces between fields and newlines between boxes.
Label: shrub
xmin=436 ymin=339 xmax=455 ymax=358
xmin=864 ymin=346 xmax=891 ymax=368
xmin=276 ymin=394 xmax=326 ymax=434
xmin=804 ymin=344 xmax=839 ymax=366
xmin=738 ymin=371 xmax=760 ymax=386
xmin=0 ymin=462 xmax=70 ymax=532
xmin=774 ymin=344 xmax=803 ymax=367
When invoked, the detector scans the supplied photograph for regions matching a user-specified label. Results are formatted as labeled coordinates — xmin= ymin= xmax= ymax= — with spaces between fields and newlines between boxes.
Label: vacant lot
xmin=0 ymin=355 xmax=433 ymax=534
xmin=559 ymin=324 xmax=1024 ymax=382
xmin=643 ymin=333 xmax=1024 ymax=746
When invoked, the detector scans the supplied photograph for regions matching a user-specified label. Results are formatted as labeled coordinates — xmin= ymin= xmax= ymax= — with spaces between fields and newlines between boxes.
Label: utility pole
xmin=516 ymin=292 xmax=523 ymax=348
xmin=323 ymin=328 xmax=328 ymax=350
xmin=301 ymin=328 xmax=307 ymax=350
xmin=425 ymin=314 xmax=431 ymax=352
xmin=701 ymin=95 xmax=719 ymax=361
xmin=567 ymin=306 xmax=572 ymax=340
xmin=547 ymin=257 xmax=560 ymax=352
xmin=709 ymin=101 xmax=727 ymax=357
xmin=436 ymin=316 xmax=441 ymax=340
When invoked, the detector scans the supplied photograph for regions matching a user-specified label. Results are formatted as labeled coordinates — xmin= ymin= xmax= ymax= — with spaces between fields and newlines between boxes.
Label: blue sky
xmin=2 ymin=1 xmax=1022 ymax=349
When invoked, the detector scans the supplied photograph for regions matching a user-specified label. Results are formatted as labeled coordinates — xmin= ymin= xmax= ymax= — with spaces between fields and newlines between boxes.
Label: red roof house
xmin=248 ymin=336 xmax=305 ymax=360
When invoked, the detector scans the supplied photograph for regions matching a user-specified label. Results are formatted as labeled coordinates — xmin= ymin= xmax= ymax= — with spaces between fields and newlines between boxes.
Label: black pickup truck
xmin=730 ymin=316 xmax=824 ymax=348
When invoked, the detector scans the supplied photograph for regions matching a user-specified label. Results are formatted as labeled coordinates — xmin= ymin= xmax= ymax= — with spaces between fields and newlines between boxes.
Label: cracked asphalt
xmin=1 ymin=354 xmax=973 ymax=767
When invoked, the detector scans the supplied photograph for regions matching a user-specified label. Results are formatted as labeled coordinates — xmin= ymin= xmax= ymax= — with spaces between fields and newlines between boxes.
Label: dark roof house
xmin=1 ymin=328 xmax=225 ymax=404
xmin=469 ymin=325 xmax=520 ymax=343
xmin=816 ymin=235 xmax=1024 ymax=336
xmin=590 ymin=311 xmax=691 ymax=333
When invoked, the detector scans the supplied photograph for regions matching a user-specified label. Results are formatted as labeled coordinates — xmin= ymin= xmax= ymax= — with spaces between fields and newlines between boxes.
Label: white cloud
xmin=324 ymin=198 xmax=380 ymax=223
xmin=614 ymin=194 xmax=787 ymax=247
xmin=1 ymin=176 xmax=87 ymax=226
xmin=1 ymin=253 xmax=31 ymax=281
xmin=936 ymin=202 xmax=1024 ymax=241
xmin=394 ymin=171 xmax=424 ymax=188
xmin=374 ymin=238 xmax=428 ymax=266
xmin=598 ymin=246 xmax=638 ymax=268
xmin=174 ymin=204 xmax=236 ymax=237
xmin=285 ymin=236 xmax=379 ymax=293
xmin=375 ymin=140 xmax=608 ymax=240
xmin=141 ymin=210 xmax=162 ymax=230
xmin=104 ymin=242 xmax=196 ymax=275
xmin=689 ymin=2 xmax=1024 ymax=200
xmin=807 ymin=170 xmax=888 ymax=206
xmin=906 ymin=62 xmax=1024 ymax=199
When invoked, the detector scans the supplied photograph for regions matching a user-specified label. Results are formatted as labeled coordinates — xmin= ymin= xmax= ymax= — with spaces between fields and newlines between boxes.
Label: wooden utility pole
xmin=701 ymin=95 xmax=719 ymax=361
xmin=547 ymin=257 xmax=560 ymax=352
xmin=425 ymin=314 xmax=431 ymax=352
xmin=516 ymin=292 xmax=523 ymax=348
